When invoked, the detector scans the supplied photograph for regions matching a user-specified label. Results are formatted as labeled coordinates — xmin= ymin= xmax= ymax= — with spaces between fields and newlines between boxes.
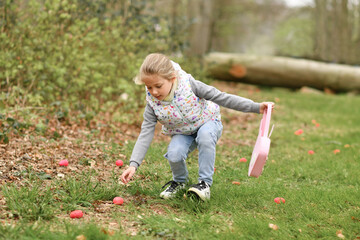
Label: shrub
xmin=0 ymin=0 xmax=172 ymax=112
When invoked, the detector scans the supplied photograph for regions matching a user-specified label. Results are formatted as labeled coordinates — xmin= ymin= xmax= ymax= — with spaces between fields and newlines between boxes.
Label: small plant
xmin=79 ymin=157 xmax=92 ymax=166
xmin=0 ymin=115 xmax=31 ymax=143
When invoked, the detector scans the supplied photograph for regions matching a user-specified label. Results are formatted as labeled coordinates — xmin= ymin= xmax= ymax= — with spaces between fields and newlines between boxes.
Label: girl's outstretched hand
xmin=121 ymin=166 xmax=136 ymax=184
xmin=259 ymin=102 xmax=275 ymax=114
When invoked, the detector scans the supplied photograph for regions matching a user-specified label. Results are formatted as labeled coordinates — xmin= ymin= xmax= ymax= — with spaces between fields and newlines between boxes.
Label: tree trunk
xmin=204 ymin=52 xmax=360 ymax=92
xmin=186 ymin=0 xmax=214 ymax=56
xmin=314 ymin=0 xmax=331 ymax=62
xmin=313 ymin=0 xmax=356 ymax=65
xmin=339 ymin=0 xmax=350 ymax=63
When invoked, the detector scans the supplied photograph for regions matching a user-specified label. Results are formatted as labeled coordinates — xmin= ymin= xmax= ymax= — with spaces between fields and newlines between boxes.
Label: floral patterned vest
xmin=146 ymin=61 xmax=220 ymax=136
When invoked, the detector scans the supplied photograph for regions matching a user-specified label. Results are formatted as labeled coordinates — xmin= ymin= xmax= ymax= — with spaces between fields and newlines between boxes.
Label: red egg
xmin=239 ymin=158 xmax=247 ymax=163
xmin=59 ymin=160 xmax=69 ymax=167
xmin=294 ymin=129 xmax=303 ymax=135
xmin=70 ymin=210 xmax=83 ymax=218
xmin=274 ymin=197 xmax=285 ymax=204
xmin=333 ymin=149 xmax=341 ymax=154
xmin=113 ymin=197 xmax=124 ymax=205
xmin=115 ymin=160 xmax=123 ymax=167
xmin=308 ymin=150 xmax=315 ymax=155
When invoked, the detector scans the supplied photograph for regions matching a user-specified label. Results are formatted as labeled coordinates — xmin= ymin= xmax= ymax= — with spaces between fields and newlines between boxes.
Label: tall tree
xmin=314 ymin=0 xmax=330 ymax=62
xmin=339 ymin=0 xmax=350 ymax=63
xmin=186 ymin=0 xmax=215 ymax=56
xmin=314 ymin=0 xmax=359 ymax=64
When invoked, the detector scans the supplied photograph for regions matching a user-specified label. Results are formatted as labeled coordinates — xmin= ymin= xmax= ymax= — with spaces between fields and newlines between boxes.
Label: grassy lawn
xmin=1 ymin=83 xmax=359 ymax=239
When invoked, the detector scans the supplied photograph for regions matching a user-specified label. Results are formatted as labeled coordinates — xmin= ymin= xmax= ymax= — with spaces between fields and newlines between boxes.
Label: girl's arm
xmin=121 ymin=104 xmax=157 ymax=184
xmin=190 ymin=77 xmax=260 ymax=113
xmin=129 ymin=103 xmax=157 ymax=168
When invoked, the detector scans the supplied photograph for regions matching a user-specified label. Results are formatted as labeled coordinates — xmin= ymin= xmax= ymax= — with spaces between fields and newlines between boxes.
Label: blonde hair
xmin=134 ymin=53 xmax=175 ymax=85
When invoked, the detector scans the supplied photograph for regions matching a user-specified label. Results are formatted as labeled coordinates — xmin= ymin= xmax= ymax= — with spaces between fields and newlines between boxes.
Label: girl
xmin=121 ymin=53 xmax=274 ymax=201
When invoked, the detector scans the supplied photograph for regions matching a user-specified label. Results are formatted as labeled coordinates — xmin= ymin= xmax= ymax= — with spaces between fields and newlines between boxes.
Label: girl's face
xmin=142 ymin=74 xmax=175 ymax=101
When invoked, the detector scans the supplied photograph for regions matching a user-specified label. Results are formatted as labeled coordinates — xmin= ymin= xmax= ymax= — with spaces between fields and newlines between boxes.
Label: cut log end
xmin=229 ymin=64 xmax=247 ymax=78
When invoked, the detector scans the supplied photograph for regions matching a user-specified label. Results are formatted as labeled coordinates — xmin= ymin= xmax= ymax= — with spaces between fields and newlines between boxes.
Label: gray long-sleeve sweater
xmin=129 ymin=78 xmax=260 ymax=169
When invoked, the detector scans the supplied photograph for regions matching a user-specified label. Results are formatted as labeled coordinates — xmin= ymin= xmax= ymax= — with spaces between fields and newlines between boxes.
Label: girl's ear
xmin=170 ymin=73 xmax=177 ymax=83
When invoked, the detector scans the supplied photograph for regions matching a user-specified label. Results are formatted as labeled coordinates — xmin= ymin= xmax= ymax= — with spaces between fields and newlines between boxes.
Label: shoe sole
xmin=185 ymin=191 xmax=202 ymax=202
xmin=186 ymin=188 xmax=210 ymax=201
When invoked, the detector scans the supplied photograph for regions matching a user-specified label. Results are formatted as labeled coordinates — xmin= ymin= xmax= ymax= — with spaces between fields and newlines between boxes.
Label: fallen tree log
xmin=204 ymin=52 xmax=360 ymax=92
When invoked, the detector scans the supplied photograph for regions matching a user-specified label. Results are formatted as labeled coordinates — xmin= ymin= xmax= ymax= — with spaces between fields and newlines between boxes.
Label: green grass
xmin=1 ymin=87 xmax=359 ymax=239
xmin=54 ymin=171 xmax=121 ymax=211
xmin=0 ymin=222 xmax=123 ymax=240
xmin=2 ymin=179 xmax=55 ymax=221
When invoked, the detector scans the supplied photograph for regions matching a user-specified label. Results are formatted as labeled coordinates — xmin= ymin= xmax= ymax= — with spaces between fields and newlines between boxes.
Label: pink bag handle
xmin=260 ymin=104 xmax=272 ymax=137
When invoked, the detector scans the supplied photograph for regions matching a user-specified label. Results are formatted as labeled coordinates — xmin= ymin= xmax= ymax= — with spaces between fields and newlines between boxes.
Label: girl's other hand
xmin=259 ymin=102 xmax=275 ymax=114
xmin=120 ymin=166 xmax=136 ymax=184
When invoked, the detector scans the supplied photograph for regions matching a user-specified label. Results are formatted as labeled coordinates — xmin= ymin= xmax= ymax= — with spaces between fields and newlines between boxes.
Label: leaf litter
xmin=0 ymin=81 xmax=262 ymax=235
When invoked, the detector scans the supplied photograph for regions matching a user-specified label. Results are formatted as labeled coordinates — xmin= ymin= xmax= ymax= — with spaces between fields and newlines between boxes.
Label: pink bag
xmin=248 ymin=104 xmax=274 ymax=178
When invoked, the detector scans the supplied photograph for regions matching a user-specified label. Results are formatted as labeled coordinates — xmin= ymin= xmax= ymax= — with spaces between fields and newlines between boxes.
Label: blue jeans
xmin=164 ymin=120 xmax=223 ymax=186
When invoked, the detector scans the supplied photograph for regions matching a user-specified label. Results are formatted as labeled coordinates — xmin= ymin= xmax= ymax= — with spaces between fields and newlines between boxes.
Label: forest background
xmin=1 ymin=0 xmax=360 ymax=124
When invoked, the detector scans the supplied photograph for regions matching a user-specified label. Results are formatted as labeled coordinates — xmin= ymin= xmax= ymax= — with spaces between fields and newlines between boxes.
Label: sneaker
xmin=187 ymin=181 xmax=211 ymax=201
xmin=159 ymin=181 xmax=186 ymax=199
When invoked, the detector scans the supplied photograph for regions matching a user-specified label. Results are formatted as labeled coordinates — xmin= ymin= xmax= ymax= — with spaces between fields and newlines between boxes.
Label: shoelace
xmin=161 ymin=181 xmax=179 ymax=192
xmin=191 ymin=181 xmax=208 ymax=190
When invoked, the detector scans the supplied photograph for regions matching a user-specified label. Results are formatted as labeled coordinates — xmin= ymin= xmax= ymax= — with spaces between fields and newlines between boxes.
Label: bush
xmin=0 ymin=0 xmax=172 ymax=113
